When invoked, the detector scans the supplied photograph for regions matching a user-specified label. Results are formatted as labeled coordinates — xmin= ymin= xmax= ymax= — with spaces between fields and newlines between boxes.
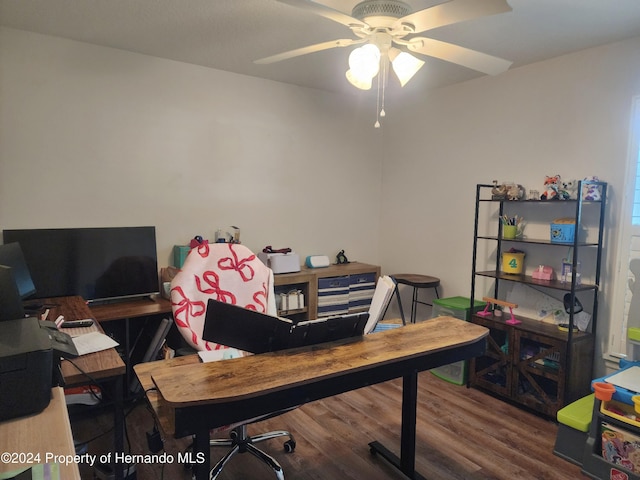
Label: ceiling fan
xmin=256 ymin=0 xmax=513 ymax=126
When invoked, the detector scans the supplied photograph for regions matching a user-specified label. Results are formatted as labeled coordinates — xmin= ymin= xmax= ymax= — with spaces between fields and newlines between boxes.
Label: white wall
xmin=381 ymin=36 xmax=640 ymax=375
xmin=0 ymin=27 xmax=383 ymax=267
xmin=4 ymin=26 xmax=640 ymax=376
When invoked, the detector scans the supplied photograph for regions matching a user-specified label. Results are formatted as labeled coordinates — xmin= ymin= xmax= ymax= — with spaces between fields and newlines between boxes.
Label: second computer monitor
xmin=0 ymin=265 xmax=26 ymax=321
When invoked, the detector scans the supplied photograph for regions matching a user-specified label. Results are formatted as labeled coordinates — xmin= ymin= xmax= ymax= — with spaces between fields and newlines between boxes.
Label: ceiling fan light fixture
xmin=389 ymin=48 xmax=424 ymax=87
xmin=345 ymin=69 xmax=373 ymax=90
xmin=348 ymin=43 xmax=380 ymax=80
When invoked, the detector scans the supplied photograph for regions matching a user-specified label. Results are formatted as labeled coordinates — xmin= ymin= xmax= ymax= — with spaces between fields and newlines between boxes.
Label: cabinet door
xmin=469 ymin=315 xmax=512 ymax=397
xmin=511 ymin=329 xmax=564 ymax=416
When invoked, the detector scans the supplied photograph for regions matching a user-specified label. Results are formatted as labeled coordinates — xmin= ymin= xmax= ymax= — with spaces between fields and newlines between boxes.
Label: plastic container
xmin=430 ymin=296 xmax=485 ymax=385
xmin=551 ymin=218 xmax=576 ymax=243
xmin=502 ymin=252 xmax=525 ymax=274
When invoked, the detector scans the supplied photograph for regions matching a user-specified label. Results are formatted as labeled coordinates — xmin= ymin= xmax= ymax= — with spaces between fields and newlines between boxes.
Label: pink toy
xmin=532 ymin=265 xmax=554 ymax=281
xmin=476 ymin=297 xmax=521 ymax=325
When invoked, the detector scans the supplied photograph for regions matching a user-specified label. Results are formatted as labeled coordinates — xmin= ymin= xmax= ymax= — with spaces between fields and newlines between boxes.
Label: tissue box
xmin=278 ymin=290 xmax=305 ymax=311
xmin=258 ymin=252 xmax=300 ymax=274
xmin=550 ymin=218 xmax=576 ymax=243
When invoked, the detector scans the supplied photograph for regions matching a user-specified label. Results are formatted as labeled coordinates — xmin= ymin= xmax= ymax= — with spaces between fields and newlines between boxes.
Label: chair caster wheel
xmin=284 ymin=439 xmax=296 ymax=453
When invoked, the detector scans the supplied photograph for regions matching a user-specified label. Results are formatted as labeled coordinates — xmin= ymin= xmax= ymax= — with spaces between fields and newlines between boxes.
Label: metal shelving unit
xmin=469 ymin=180 xmax=607 ymax=416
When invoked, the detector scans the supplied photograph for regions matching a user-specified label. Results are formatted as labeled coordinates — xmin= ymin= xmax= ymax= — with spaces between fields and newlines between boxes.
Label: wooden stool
xmin=391 ymin=274 xmax=440 ymax=325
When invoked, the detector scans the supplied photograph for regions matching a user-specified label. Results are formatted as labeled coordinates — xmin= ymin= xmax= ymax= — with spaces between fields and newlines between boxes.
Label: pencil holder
xmin=503 ymin=225 xmax=517 ymax=239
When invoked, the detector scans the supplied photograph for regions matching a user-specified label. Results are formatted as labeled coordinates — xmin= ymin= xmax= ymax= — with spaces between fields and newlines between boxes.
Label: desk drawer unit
xmin=348 ymin=272 xmax=376 ymax=312
xmin=317 ymin=276 xmax=350 ymax=317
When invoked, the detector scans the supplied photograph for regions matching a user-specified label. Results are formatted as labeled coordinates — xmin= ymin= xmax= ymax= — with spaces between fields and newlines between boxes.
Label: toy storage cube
xmin=553 ymin=393 xmax=594 ymax=466
xmin=348 ymin=272 xmax=376 ymax=312
xmin=317 ymin=276 xmax=350 ymax=317
xmin=430 ymin=296 xmax=484 ymax=385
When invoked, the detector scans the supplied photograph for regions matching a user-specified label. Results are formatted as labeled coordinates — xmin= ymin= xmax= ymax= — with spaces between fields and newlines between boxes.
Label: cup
xmin=503 ymin=225 xmax=517 ymax=239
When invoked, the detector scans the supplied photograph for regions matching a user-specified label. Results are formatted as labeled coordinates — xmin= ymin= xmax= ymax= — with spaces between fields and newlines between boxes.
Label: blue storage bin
xmin=317 ymin=276 xmax=350 ymax=317
xmin=348 ymin=272 xmax=376 ymax=311
xmin=550 ymin=219 xmax=576 ymax=243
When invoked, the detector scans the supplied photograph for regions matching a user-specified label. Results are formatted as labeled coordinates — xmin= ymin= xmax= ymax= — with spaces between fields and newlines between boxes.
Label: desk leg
xmin=369 ymin=371 xmax=426 ymax=480
xmin=193 ymin=428 xmax=211 ymax=480
xmin=114 ymin=376 xmax=125 ymax=480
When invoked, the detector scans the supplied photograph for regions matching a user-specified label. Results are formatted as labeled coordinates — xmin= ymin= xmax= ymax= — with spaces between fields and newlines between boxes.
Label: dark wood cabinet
xmin=470 ymin=313 xmax=594 ymax=416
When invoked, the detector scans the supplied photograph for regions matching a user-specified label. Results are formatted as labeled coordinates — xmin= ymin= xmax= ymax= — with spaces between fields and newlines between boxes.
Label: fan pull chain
xmin=374 ymin=57 xmax=389 ymax=129
xmin=374 ymin=66 xmax=381 ymax=128
xmin=380 ymin=58 xmax=387 ymax=119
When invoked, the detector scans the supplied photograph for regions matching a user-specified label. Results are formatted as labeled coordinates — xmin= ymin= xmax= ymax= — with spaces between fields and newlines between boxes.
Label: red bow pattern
xmin=171 ymin=285 xmax=206 ymax=347
xmin=196 ymin=270 xmax=237 ymax=305
xmin=248 ymin=282 xmax=268 ymax=312
xmin=218 ymin=244 xmax=256 ymax=282
xmin=171 ymin=243 xmax=271 ymax=351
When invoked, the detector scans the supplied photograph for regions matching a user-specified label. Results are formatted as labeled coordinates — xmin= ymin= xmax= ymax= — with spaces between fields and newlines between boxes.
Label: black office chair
xmin=170 ymin=242 xmax=296 ymax=479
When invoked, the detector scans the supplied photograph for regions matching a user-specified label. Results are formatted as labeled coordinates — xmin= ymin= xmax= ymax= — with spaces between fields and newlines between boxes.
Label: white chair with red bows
xmin=170 ymin=242 xmax=296 ymax=480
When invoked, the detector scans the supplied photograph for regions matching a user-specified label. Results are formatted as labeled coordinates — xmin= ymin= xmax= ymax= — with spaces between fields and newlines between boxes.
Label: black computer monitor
xmin=2 ymin=227 xmax=159 ymax=304
xmin=0 ymin=242 xmax=36 ymax=299
xmin=0 ymin=265 xmax=26 ymax=321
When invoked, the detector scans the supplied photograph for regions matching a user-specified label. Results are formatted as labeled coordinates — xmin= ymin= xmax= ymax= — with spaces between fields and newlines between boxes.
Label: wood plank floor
xmin=71 ymin=372 xmax=586 ymax=479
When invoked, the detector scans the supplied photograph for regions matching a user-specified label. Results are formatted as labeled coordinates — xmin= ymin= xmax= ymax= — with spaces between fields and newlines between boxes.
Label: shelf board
xmin=476 ymin=235 xmax=599 ymax=247
xmin=277 ymin=307 xmax=308 ymax=316
xmin=471 ymin=312 xmax=593 ymax=341
xmin=475 ymin=270 xmax=598 ymax=292
xmin=478 ymin=198 xmax=603 ymax=204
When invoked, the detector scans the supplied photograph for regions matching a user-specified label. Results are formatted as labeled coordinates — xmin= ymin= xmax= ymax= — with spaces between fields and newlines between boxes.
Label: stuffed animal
xmin=559 ymin=179 xmax=578 ymax=200
xmin=506 ymin=184 xmax=525 ymax=201
xmin=491 ymin=180 xmax=508 ymax=200
xmin=582 ymin=176 xmax=602 ymax=201
xmin=540 ymin=175 xmax=561 ymax=200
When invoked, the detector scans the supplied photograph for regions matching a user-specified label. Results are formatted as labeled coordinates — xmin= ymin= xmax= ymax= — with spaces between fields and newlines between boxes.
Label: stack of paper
xmin=365 ymin=275 xmax=396 ymax=334
xmin=606 ymin=366 xmax=640 ymax=393
xmin=71 ymin=331 xmax=119 ymax=356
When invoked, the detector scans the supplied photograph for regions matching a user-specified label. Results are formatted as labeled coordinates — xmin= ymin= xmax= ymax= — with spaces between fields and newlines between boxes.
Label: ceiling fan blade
xmin=276 ymin=0 xmax=366 ymax=29
xmin=407 ymin=37 xmax=512 ymax=75
xmin=255 ymin=39 xmax=363 ymax=64
xmin=395 ymin=0 xmax=512 ymax=34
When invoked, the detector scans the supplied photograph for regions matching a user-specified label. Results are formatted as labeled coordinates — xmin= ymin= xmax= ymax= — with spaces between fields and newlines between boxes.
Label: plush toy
xmin=559 ymin=179 xmax=578 ymax=200
xmin=540 ymin=175 xmax=561 ymax=200
xmin=506 ymin=184 xmax=525 ymax=201
xmin=582 ymin=176 xmax=602 ymax=201
xmin=491 ymin=180 xmax=508 ymax=200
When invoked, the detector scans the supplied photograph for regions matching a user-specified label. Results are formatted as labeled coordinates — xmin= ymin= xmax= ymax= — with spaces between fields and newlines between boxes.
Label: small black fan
xmin=563 ymin=293 xmax=583 ymax=314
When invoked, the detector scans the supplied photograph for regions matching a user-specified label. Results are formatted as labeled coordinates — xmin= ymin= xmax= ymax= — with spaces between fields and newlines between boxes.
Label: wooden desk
xmin=90 ymin=296 xmax=172 ymax=323
xmin=45 ymin=296 xmax=127 ymax=480
xmin=44 ymin=296 xmax=126 ymax=385
xmin=0 ymin=387 xmax=80 ymax=479
xmin=136 ymin=316 xmax=488 ymax=480
xmin=90 ymin=296 xmax=173 ymax=391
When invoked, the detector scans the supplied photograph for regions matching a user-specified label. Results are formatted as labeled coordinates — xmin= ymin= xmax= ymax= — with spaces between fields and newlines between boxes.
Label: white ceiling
xmin=2 ymin=0 xmax=640 ymax=96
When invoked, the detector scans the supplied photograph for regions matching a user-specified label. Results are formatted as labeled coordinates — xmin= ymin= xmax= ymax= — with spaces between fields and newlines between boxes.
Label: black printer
xmin=0 ymin=317 xmax=53 ymax=421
